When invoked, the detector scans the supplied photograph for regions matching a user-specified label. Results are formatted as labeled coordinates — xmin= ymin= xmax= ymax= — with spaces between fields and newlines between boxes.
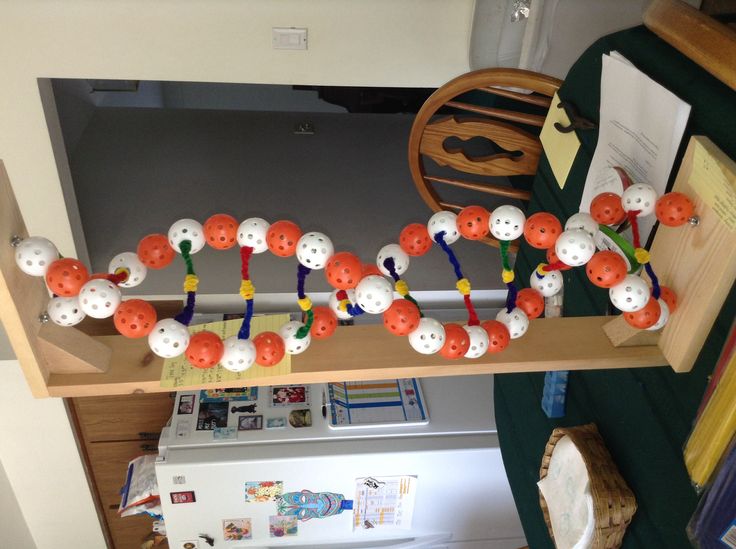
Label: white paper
xmin=580 ymin=51 xmax=691 ymax=242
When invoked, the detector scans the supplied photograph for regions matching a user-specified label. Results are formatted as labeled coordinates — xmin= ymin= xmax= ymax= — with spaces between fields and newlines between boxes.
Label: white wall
xmin=0 ymin=2 xmax=475 ymax=546
xmin=0 ymin=458 xmax=36 ymax=549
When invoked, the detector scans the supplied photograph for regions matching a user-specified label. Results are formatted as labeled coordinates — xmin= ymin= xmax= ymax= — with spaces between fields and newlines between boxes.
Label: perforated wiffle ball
xmin=148 ymin=318 xmax=190 ymax=358
xmin=564 ymin=212 xmax=599 ymax=236
xmin=490 ymin=205 xmax=525 ymax=241
xmin=296 ymin=232 xmax=334 ymax=270
xmin=427 ymin=211 xmax=460 ymax=244
xmin=168 ymin=219 xmax=206 ymax=254
xmin=78 ymin=279 xmax=122 ymax=319
xmin=355 ymin=275 xmax=393 ymax=314
xmin=408 ymin=317 xmax=445 ymax=355
xmin=47 ymin=296 xmax=85 ymax=327
xmin=530 ymin=269 xmax=563 ymax=297
xmin=554 ymin=228 xmax=596 ymax=267
xmin=15 ymin=236 xmax=58 ymax=276
xmin=279 ymin=321 xmax=312 ymax=355
xmin=108 ymin=252 xmax=147 ymax=288
xmin=328 ymin=288 xmax=356 ymax=320
xmin=376 ymin=243 xmax=410 ymax=276
xmin=220 ymin=336 xmax=257 ymax=372
xmin=496 ymin=307 xmax=529 ymax=339
xmin=463 ymin=325 xmax=489 ymax=359
xmin=237 ymin=217 xmax=270 ymax=253
xmin=646 ymin=299 xmax=670 ymax=331
xmin=622 ymin=183 xmax=657 ymax=217
xmin=609 ymin=274 xmax=650 ymax=312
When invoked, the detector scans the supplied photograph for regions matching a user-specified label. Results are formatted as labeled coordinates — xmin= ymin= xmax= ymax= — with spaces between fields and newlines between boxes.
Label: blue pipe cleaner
xmin=434 ymin=231 xmax=464 ymax=280
xmin=237 ymin=298 xmax=255 ymax=340
xmin=174 ymin=291 xmax=196 ymax=326
xmin=645 ymin=263 xmax=661 ymax=300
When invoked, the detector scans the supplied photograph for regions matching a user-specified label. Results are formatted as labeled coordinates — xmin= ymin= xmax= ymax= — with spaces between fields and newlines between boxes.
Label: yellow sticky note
xmin=160 ymin=314 xmax=291 ymax=388
xmin=690 ymin=137 xmax=736 ymax=232
xmin=540 ymin=92 xmax=581 ymax=189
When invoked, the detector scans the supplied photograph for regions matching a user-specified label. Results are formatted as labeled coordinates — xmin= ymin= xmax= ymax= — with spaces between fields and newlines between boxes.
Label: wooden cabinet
xmin=69 ymin=393 xmax=174 ymax=549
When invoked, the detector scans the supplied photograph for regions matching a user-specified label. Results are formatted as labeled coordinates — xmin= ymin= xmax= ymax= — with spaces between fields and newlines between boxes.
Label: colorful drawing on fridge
xmin=354 ymin=476 xmax=417 ymax=530
xmin=328 ymin=379 xmax=428 ymax=428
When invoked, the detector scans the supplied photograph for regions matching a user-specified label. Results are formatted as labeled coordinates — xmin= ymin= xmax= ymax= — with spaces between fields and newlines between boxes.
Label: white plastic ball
xmin=530 ymin=269 xmax=564 ymax=297
xmin=78 ymin=279 xmax=122 ymax=319
xmin=296 ymin=232 xmax=334 ymax=270
xmin=622 ymin=184 xmax=658 ymax=217
xmin=376 ymin=244 xmax=410 ymax=277
xmin=496 ymin=307 xmax=529 ymax=339
xmin=646 ymin=299 xmax=670 ymax=331
xmin=463 ymin=325 xmax=489 ymax=359
xmin=609 ymin=275 xmax=650 ymax=312
xmin=355 ymin=275 xmax=394 ymax=314
xmin=148 ymin=318 xmax=190 ymax=358
xmin=237 ymin=217 xmax=270 ymax=253
xmin=565 ymin=212 xmax=599 ymax=236
xmin=47 ymin=296 xmax=86 ymax=327
xmin=490 ymin=205 xmax=526 ymax=241
xmin=408 ymin=317 xmax=446 ymax=354
xmin=427 ymin=211 xmax=460 ymax=245
xmin=15 ymin=237 xmax=58 ymax=276
xmin=555 ymin=229 xmax=596 ymax=267
xmin=219 ymin=336 xmax=257 ymax=372
xmin=168 ymin=219 xmax=205 ymax=254
xmin=279 ymin=321 xmax=312 ymax=355
xmin=108 ymin=252 xmax=147 ymax=288
xmin=328 ymin=288 xmax=357 ymax=320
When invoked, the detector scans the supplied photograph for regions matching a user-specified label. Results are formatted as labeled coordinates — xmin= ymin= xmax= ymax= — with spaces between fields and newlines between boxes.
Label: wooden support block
xmin=650 ymin=137 xmax=736 ymax=372
xmin=0 ymin=160 xmax=110 ymax=397
xmin=37 ymin=323 xmax=111 ymax=374
xmin=603 ymin=315 xmax=661 ymax=348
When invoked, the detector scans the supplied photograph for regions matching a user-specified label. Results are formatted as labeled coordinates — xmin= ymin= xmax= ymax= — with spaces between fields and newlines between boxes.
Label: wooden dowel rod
xmin=478 ymin=87 xmax=552 ymax=108
xmin=428 ymin=175 xmax=531 ymax=201
xmin=445 ymin=101 xmax=545 ymax=127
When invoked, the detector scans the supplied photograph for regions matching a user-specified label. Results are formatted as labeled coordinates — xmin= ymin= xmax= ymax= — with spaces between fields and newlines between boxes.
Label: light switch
xmin=272 ymin=27 xmax=308 ymax=50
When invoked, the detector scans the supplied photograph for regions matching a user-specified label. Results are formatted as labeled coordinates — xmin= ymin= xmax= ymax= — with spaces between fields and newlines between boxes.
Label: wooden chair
xmin=408 ymin=68 xmax=562 ymax=249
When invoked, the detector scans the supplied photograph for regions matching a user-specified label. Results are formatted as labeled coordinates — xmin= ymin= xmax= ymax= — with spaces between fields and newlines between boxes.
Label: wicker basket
xmin=539 ymin=423 xmax=637 ymax=549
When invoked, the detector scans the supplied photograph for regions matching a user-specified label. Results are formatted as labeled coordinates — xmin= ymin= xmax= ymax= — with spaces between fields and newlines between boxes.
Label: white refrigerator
xmin=156 ymin=375 xmax=526 ymax=549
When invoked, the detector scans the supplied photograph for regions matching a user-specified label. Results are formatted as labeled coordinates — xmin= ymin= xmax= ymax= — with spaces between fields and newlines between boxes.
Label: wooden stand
xmin=1 ymin=136 xmax=734 ymax=397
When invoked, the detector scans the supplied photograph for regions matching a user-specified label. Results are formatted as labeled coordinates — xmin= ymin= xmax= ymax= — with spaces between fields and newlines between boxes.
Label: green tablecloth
xmin=495 ymin=26 xmax=736 ymax=549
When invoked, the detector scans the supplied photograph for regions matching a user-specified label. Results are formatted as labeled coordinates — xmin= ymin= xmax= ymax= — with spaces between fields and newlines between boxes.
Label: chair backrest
xmin=408 ymin=68 xmax=562 ymax=249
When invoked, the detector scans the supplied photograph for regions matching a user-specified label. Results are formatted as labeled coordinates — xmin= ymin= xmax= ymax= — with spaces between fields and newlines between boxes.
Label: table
xmin=495 ymin=25 xmax=736 ymax=549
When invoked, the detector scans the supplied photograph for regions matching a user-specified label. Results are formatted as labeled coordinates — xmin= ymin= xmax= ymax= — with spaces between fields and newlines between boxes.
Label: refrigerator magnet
xmin=238 ymin=415 xmax=263 ymax=431
xmin=289 ymin=409 xmax=312 ymax=428
xmin=177 ymin=394 xmax=195 ymax=414
xmin=266 ymin=417 xmax=286 ymax=429
xmin=170 ymin=491 xmax=196 ymax=504
xmin=269 ymin=515 xmax=298 ymax=537
xmin=222 ymin=518 xmax=252 ymax=541
xmin=178 ymin=542 xmax=199 ymax=549
xmin=213 ymin=426 xmax=237 ymax=440
xmin=270 ymin=385 xmax=310 ymax=407
xmin=244 ymin=481 xmax=283 ymax=502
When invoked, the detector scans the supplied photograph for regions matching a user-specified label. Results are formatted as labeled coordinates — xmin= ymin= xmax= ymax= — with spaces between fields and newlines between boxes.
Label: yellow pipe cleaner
xmin=634 ymin=248 xmax=650 ymax=264
xmin=297 ymin=296 xmax=312 ymax=311
xmin=456 ymin=278 xmax=471 ymax=295
xmin=338 ymin=299 xmax=350 ymax=312
xmin=183 ymin=274 xmax=199 ymax=293
xmin=536 ymin=263 xmax=550 ymax=277
xmin=113 ymin=267 xmax=130 ymax=282
xmin=395 ymin=280 xmax=410 ymax=297
xmin=240 ymin=279 xmax=255 ymax=300
xmin=502 ymin=270 xmax=515 ymax=283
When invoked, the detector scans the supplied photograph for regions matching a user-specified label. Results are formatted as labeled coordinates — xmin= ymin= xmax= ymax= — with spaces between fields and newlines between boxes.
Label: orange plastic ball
xmin=311 ymin=306 xmax=338 ymax=339
xmin=361 ymin=263 xmax=383 ymax=278
xmin=45 ymin=258 xmax=90 ymax=297
xmin=590 ymin=192 xmax=626 ymax=225
xmin=114 ymin=299 xmax=157 ymax=338
xmin=546 ymin=247 xmax=573 ymax=272
xmin=658 ymin=286 xmax=677 ymax=313
xmin=457 ymin=206 xmax=490 ymax=240
xmin=439 ymin=323 xmax=471 ymax=359
xmin=137 ymin=234 xmax=175 ymax=270
xmin=655 ymin=192 xmax=694 ymax=227
xmin=399 ymin=223 xmax=432 ymax=256
xmin=524 ymin=212 xmax=562 ymax=249
xmin=203 ymin=213 xmax=238 ymax=250
xmin=266 ymin=220 xmax=302 ymax=258
xmin=185 ymin=331 xmax=225 ymax=369
xmin=383 ymin=299 xmax=421 ymax=336
xmin=253 ymin=331 xmax=286 ymax=366
xmin=481 ymin=320 xmax=510 ymax=353
xmin=325 ymin=252 xmax=362 ymax=290
xmin=516 ymin=288 xmax=545 ymax=320
xmin=624 ymin=297 xmax=662 ymax=329
xmin=585 ymin=251 xmax=628 ymax=288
